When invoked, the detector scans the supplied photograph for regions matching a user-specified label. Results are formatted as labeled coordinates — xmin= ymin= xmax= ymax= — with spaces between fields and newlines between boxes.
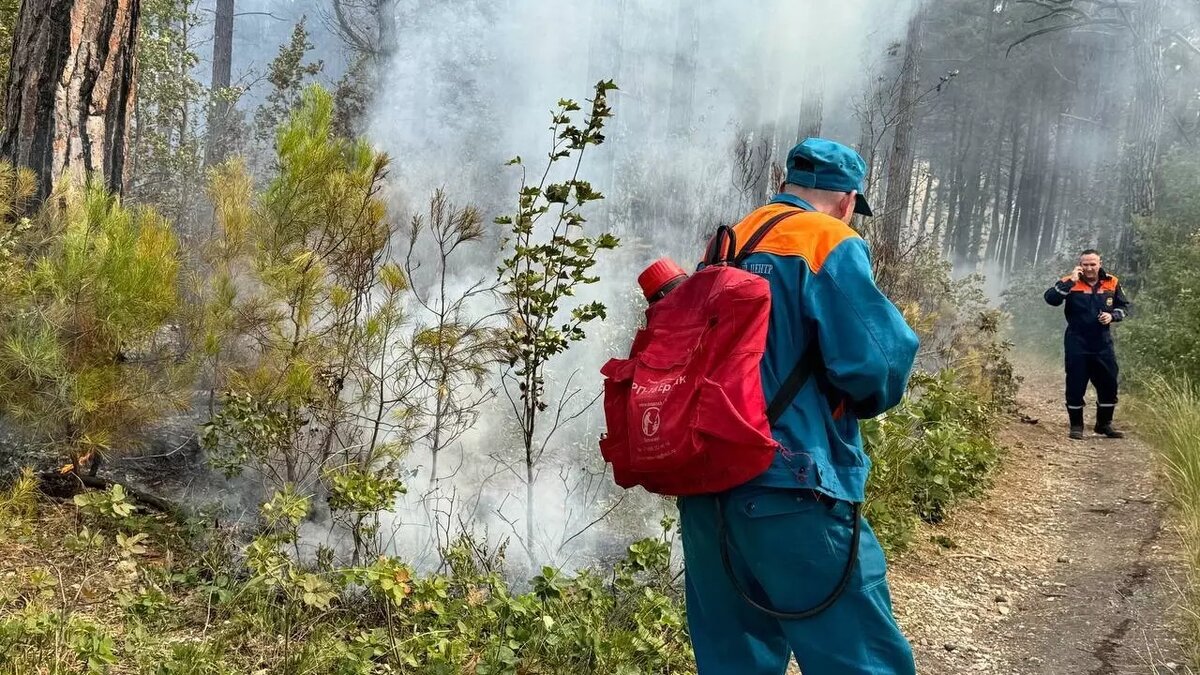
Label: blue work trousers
xmin=678 ymin=488 xmax=915 ymax=675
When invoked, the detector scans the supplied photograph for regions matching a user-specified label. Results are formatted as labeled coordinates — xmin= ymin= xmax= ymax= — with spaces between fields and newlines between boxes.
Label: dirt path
xmin=888 ymin=364 xmax=1189 ymax=674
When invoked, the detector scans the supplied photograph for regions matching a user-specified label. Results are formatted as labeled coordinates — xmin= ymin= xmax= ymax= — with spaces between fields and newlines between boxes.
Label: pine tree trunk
xmin=1117 ymin=0 xmax=1166 ymax=271
xmin=942 ymin=114 xmax=967 ymax=256
xmin=949 ymin=118 xmax=981 ymax=265
xmin=375 ymin=0 xmax=397 ymax=64
xmin=915 ymin=168 xmax=934 ymax=240
xmin=204 ymin=0 xmax=234 ymax=168
xmin=877 ymin=5 xmax=924 ymax=284
xmin=1 ymin=0 xmax=140 ymax=202
xmin=983 ymin=112 xmax=1009 ymax=265
xmin=1015 ymin=99 xmax=1052 ymax=265
xmin=997 ymin=113 xmax=1023 ymax=272
xmin=797 ymin=74 xmax=823 ymax=140
xmin=1036 ymin=112 xmax=1066 ymax=263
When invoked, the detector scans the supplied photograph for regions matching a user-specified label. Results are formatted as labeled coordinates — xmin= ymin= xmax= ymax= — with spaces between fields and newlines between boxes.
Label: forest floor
xmin=885 ymin=360 xmax=1189 ymax=674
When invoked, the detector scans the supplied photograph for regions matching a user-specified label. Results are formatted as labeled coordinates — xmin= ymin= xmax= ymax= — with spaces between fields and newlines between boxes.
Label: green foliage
xmin=497 ymin=82 xmax=620 ymax=397
xmin=403 ymin=189 xmax=507 ymax=482
xmin=74 ymin=484 xmax=138 ymax=524
xmin=864 ymin=369 xmax=1003 ymax=552
xmin=0 ymin=170 xmax=187 ymax=468
xmin=254 ymin=18 xmax=325 ymax=142
xmin=1134 ymin=376 xmax=1200 ymax=665
xmin=130 ymin=0 xmax=209 ymax=229
xmin=496 ymin=80 xmax=620 ymax=554
xmin=1119 ymin=151 xmax=1200 ymax=384
xmin=888 ymin=244 xmax=1021 ymax=412
xmin=2 ymin=488 xmax=694 ymax=673
xmin=200 ymin=85 xmax=398 ymax=503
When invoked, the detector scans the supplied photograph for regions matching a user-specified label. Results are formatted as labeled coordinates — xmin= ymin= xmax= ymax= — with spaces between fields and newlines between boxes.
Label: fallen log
xmin=37 ymin=470 xmax=181 ymax=517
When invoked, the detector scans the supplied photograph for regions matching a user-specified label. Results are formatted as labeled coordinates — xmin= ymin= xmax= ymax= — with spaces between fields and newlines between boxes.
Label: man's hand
xmin=1071 ymin=266 xmax=1084 ymax=281
xmin=1099 ymin=312 xmax=1113 ymax=326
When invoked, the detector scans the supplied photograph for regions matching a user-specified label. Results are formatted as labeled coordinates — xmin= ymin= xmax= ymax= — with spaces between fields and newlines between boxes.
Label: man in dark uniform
xmin=1044 ymin=249 xmax=1131 ymax=440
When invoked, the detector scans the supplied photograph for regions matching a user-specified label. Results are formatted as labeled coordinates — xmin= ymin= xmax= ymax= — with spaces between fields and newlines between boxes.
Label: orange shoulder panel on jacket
xmin=1068 ymin=275 xmax=1120 ymax=293
xmin=730 ymin=204 xmax=858 ymax=273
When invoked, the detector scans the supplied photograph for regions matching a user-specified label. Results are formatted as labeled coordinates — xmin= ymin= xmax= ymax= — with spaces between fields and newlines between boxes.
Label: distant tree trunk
xmin=1 ymin=0 xmax=140 ymax=202
xmin=997 ymin=112 xmax=1023 ymax=272
xmin=375 ymin=0 xmax=397 ymax=65
xmin=204 ymin=0 xmax=234 ymax=168
xmin=983 ymin=112 xmax=1009 ymax=266
xmin=1117 ymin=0 xmax=1166 ymax=273
xmin=877 ymin=5 xmax=924 ymax=285
xmin=941 ymin=114 xmax=967 ymax=256
xmin=949 ymin=118 xmax=981 ymax=265
xmin=797 ymin=74 xmax=823 ymax=140
xmin=1036 ymin=112 xmax=1067 ymax=263
xmin=915 ymin=168 xmax=934 ymax=239
xmin=1015 ymin=99 xmax=1052 ymax=266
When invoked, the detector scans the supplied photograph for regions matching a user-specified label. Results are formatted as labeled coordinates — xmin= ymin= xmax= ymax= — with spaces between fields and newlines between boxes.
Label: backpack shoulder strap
xmin=766 ymin=342 xmax=824 ymax=425
xmin=731 ymin=208 xmax=825 ymax=425
xmin=734 ymin=209 xmax=803 ymax=266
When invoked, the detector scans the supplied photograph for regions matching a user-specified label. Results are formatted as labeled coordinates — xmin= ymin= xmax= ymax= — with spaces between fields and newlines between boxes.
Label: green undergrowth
xmin=864 ymin=369 xmax=1006 ymax=554
xmin=0 ymin=363 xmax=1013 ymax=675
xmin=0 ymin=475 xmax=691 ymax=674
xmin=1135 ymin=376 xmax=1200 ymax=667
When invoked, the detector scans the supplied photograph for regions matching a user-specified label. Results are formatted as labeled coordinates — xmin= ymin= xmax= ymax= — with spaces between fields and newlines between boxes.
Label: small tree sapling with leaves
xmin=403 ymin=189 xmax=507 ymax=485
xmin=0 ymin=167 xmax=188 ymax=477
xmin=495 ymin=80 xmax=620 ymax=561
xmin=200 ymin=85 xmax=409 ymax=561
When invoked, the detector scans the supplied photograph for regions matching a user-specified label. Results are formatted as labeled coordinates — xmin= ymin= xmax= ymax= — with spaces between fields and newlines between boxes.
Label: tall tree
xmin=0 ymin=0 xmax=140 ymax=202
xmin=878 ymin=5 xmax=925 ymax=284
xmin=327 ymin=0 xmax=402 ymax=68
xmin=129 ymin=0 xmax=206 ymax=231
xmin=1119 ymin=0 xmax=1168 ymax=270
xmin=204 ymin=0 xmax=234 ymax=167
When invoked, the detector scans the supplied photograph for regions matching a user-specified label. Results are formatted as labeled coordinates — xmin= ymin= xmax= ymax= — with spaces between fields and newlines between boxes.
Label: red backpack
xmin=599 ymin=211 xmax=816 ymax=496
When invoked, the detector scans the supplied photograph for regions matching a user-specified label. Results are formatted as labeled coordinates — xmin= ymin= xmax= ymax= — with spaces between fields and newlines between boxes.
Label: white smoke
xmin=349 ymin=0 xmax=921 ymax=575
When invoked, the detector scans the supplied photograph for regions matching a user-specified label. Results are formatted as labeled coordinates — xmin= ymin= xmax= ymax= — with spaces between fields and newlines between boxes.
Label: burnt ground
xmin=886 ymin=363 xmax=1190 ymax=674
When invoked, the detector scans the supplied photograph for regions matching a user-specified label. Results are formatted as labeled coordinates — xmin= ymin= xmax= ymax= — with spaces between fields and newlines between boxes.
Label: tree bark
xmin=1015 ymin=99 xmax=1052 ymax=266
xmin=204 ymin=0 xmax=234 ymax=168
xmin=877 ymin=5 xmax=924 ymax=282
xmin=949 ymin=117 xmax=981 ymax=265
xmin=1036 ymin=112 xmax=1066 ymax=263
xmin=1117 ymin=0 xmax=1166 ymax=272
xmin=997 ymin=112 xmax=1023 ymax=272
xmin=0 ymin=0 xmax=139 ymax=203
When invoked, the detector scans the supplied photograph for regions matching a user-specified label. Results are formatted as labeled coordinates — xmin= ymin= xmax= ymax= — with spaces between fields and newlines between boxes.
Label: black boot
xmin=1068 ymin=406 xmax=1084 ymax=440
xmin=1094 ymin=404 xmax=1124 ymax=438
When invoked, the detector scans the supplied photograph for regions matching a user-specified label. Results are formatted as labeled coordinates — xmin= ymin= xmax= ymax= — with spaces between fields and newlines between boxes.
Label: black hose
xmin=716 ymin=497 xmax=862 ymax=620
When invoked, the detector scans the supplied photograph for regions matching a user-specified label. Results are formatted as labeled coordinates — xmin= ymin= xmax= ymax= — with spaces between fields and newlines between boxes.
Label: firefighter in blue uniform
xmin=677 ymin=138 xmax=919 ymax=674
xmin=1043 ymin=249 xmax=1130 ymax=439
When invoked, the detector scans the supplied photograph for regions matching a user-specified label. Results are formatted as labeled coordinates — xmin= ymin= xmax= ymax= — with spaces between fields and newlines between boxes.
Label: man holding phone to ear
xmin=1044 ymin=249 xmax=1131 ymax=440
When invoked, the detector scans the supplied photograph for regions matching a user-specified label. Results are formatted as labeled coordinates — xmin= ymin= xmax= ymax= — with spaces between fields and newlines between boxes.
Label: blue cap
xmin=784 ymin=138 xmax=873 ymax=216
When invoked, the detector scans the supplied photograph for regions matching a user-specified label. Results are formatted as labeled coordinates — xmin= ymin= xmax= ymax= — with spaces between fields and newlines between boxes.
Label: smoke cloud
xmin=346 ymin=0 xmax=922 ymax=575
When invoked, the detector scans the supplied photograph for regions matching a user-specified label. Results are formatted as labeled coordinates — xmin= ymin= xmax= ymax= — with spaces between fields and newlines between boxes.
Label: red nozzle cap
xmin=638 ymin=258 xmax=687 ymax=301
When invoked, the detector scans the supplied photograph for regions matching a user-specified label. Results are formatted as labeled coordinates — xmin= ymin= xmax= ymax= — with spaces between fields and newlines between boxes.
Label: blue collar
xmin=770 ymin=193 xmax=815 ymax=211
